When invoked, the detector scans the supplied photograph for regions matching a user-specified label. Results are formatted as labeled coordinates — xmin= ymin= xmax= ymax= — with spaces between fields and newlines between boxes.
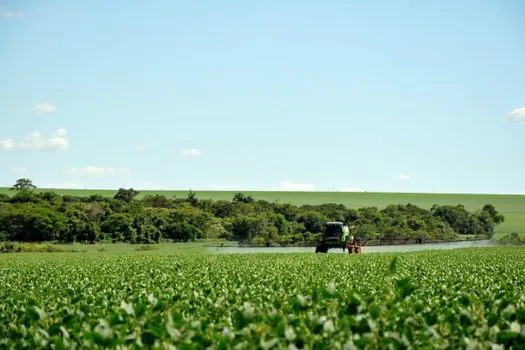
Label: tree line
xmin=0 ymin=179 xmax=505 ymax=245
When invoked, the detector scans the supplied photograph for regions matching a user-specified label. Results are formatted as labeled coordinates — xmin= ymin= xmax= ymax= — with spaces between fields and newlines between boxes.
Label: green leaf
xmin=141 ymin=331 xmax=156 ymax=346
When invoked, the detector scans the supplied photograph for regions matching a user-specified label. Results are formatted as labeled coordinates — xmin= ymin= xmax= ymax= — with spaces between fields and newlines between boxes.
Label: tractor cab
xmin=324 ymin=222 xmax=344 ymax=242
xmin=315 ymin=221 xmax=343 ymax=253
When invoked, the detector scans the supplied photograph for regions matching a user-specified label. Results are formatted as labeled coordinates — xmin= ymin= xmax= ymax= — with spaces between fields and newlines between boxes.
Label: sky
xmin=1 ymin=0 xmax=524 ymax=194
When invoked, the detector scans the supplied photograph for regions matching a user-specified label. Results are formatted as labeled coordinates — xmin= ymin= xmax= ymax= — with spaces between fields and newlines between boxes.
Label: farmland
xmin=1 ymin=246 xmax=525 ymax=348
xmin=1 ymin=187 xmax=523 ymax=239
xmin=1 ymin=185 xmax=524 ymax=348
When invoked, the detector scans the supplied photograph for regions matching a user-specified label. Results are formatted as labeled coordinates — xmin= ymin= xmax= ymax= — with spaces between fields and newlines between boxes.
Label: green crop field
xmin=1 ymin=188 xmax=524 ymax=238
xmin=1 ymin=246 xmax=525 ymax=348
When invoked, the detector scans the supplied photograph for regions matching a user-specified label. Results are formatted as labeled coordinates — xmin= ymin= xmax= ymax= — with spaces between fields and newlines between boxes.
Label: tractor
xmin=315 ymin=221 xmax=364 ymax=254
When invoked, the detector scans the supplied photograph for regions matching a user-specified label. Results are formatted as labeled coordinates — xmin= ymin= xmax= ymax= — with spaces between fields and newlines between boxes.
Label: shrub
xmin=496 ymin=232 xmax=525 ymax=245
xmin=0 ymin=242 xmax=65 ymax=253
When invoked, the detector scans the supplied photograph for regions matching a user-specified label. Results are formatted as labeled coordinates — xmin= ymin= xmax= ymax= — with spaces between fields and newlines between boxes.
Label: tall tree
xmin=10 ymin=178 xmax=36 ymax=191
xmin=114 ymin=188 xmax=140 ymax=203
xmin=187 ymin=189 xmax=198 ymax=207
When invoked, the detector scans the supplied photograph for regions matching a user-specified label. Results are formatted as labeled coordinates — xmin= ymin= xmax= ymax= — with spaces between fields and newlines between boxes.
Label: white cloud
xmin=18 ymin=128 xmax=69 ymax=151
xmin=68 ymin=166 xmax=131 ymax=178
xmin=396 ymin=173 xmax=410 ymax=182
xmin=506 ymin=107 xmax=525 ymax=124
xmin=2 ymin=129 xmax=69 ymax=152
xmin=339 ymin=186 xmax=365 ymax=192
xmin=135 ymin=145 xmax=147 ymax=152
xmin=3 ymin=11 xmax=23 ymax=19
xmin=46 ymin=182 xmax=82 ymax=189
xmin=274 ymin=181 xmax=316 ymax=191
xmin=1 ymin=138 xmax=15 ymax=151
xmin=180 ymin=148 xmax=201 ymax=157
xmin=34 ymin=103 xmax=56 ymax=115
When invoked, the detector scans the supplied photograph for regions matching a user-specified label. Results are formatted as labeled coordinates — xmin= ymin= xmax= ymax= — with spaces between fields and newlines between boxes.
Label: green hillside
xmin=1 ymin=188 xmax=523 ymax=237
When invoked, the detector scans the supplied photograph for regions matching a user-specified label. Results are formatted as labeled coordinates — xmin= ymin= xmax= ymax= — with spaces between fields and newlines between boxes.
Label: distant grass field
xmin=1 ymin=188 xmax=524 ymax=238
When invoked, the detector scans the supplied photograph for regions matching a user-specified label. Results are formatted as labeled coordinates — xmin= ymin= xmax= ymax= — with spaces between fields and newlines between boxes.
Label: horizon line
xmin=1 ymin=186 xmax=524 ymax=196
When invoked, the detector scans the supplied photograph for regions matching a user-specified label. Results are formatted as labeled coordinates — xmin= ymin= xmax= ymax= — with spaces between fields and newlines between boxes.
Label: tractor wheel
xmin=315 ymin=244 xmax=328 ymax=253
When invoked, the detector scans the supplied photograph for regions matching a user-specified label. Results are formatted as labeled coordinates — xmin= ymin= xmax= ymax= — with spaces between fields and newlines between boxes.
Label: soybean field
xmin=1 ymin=246 xmax=525 ymax=349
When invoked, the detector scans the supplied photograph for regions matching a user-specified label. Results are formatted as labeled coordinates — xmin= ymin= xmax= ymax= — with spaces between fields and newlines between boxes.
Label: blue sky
xmin=1 ymin=0 xmax=524 ymax=194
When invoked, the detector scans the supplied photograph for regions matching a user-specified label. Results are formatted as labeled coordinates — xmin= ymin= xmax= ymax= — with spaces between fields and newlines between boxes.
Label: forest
xmin=0 ymin=179 xmax=506 ymax=246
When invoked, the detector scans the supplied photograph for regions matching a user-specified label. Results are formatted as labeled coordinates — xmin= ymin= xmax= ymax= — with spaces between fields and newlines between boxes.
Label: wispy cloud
xmin=180 ymin=148 xmax=201 ymax=157
xmin=396 ymin=173 xmax=410 ymax=182
xmin=46 ymin=182 xmax=83 ymax=189
xmin=0 ymin=138 xmax=15 ymax=151
xmin=11 ymin=167 xmax=27 ymax=174
xmin=2 ymin=11 xmax=23 ymax=19
xmin=506 ymin=107 xmax=525 ymax=124
xmin=135 ymin=181 xmax=165 ymax=190
xmin=210 ymin=184 xmax=242 ymax=191
xmin=68 ymin=166 xmax=131 ymax=178
xmin=34 ymin=103 xmax=56 ymax=115
xmin=274 ymin=181 xmax=316 ymax=191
